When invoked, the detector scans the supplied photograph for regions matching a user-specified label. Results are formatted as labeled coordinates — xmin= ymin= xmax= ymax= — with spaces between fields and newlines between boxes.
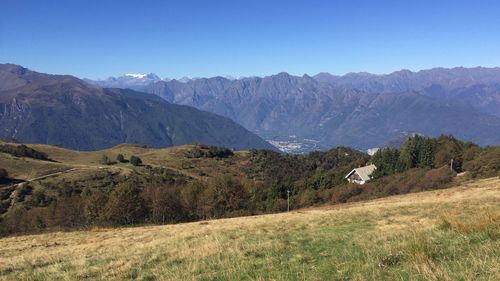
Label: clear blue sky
xmin=1 ymin=0 xmax=500 ymax=79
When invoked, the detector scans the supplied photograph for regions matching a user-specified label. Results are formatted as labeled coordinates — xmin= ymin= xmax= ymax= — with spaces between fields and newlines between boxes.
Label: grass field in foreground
xmin=0 ymin=178 xmax=498 ymax=281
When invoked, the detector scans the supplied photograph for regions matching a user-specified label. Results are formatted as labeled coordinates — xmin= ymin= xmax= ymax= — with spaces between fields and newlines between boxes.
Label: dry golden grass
xmin=1 ymin=142 xmax=249 ymax=184
xmin=31 ymin=143 xmax=248 ymax=180
xmin=0 ymin=153 xmax=71 ymax=180
xmin=0 ymin=177 xmax=498 ymax=280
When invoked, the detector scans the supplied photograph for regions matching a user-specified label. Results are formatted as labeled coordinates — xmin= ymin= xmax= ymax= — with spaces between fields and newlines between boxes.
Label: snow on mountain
xmin=125 ymin=73 xmax=147 ymax=79
xmin=86 ymin=73 xmax=161 ymax=91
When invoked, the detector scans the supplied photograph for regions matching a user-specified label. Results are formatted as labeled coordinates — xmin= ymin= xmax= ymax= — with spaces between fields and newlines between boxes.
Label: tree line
xmin=0 ymin=135 xmax=498 ymax=236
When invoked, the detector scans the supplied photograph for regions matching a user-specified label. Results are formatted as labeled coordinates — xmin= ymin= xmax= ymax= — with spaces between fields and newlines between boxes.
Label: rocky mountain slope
xmin=315 ymin=67 xmax=500 ymax=118
xmin=87 ymin=67 xmax=500 ymax=150
xmin=0 ymin=64 xmax=276 ymax=151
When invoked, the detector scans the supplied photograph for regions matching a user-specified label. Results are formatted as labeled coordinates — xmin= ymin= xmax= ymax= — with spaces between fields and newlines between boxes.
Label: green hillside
xmin=1 ymin=134 xmax=498 ymax=237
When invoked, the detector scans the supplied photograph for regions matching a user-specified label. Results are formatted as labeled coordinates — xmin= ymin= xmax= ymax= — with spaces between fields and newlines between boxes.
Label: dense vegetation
xmin=184 ymin=144 xmax=234 ymax=158
xmin=0 ymin=144 xmax=50 ymax=161
xmin=0 ymin=135 xmax=498 ymax=236
xmin=371 ymin=135 xmax=479 ymax=177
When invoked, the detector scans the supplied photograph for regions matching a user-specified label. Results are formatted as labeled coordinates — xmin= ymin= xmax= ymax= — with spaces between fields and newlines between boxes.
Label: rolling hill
xmin=0 ymin=64 xmax=276 ymax=151
xmin=0 ymin=134 xmax=498 ymax=280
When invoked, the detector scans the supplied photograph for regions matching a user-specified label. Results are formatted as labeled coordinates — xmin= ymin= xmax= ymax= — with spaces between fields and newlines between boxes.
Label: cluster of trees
xmin=0 ymin=175 xmax=266 ymax=234
xmin=185 ymin=144 xmax=234 ymax=158
xmin=0 ymin=135 xmax=498 ymax=236
xmin=0 ymin=144 xmax=50 ymax=161
xmin=371 ymin=135 xmax=479 ymax=178
xmin=100 ymin=154 xmax=142 ymax=166
xmin=462 ymin=146 xmax=500 ymax=178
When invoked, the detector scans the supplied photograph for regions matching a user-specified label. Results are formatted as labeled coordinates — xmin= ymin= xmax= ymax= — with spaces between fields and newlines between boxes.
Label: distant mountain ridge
xmin=85 ymin=67 xmax=500 ymax=150
xmin=314 ymin=67 xmax=500 ymax=118
xmin=0 ymin=64 xmax=276 ymax=151
xmin=315 ymin=67 xmax=500 ymax=89
xmin=83 ymin=73 xmax=161 ymax=92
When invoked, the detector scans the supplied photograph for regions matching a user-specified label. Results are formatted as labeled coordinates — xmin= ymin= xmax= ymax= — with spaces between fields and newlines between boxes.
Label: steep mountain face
xmin=314 ymin=67 xmax=500 ymax=92
xmin=314 ymin=67 xmax=500 ymax=117
xmin=141 ymin=72 xmax=500 ymax=150
xmin=0 ymin=64 xmax=276 ymax=151
xmin=85 ymin=67 xmax=500 ymax=151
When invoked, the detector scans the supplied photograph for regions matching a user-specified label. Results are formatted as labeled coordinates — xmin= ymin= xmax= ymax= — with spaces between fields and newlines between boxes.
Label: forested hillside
xmin=0 ymin=135 xmax=498 ymax=236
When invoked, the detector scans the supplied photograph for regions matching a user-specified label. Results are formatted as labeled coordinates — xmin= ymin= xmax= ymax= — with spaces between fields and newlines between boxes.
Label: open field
xmin=0 ymin=177 xmax=498 ymax=280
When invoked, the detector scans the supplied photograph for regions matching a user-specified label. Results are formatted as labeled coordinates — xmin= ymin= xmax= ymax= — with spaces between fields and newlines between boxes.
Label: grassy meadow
xmin=1 ymin=141 xmax=248 ymax=182
xmin=0 ymin=177 xmax=498 ymax=280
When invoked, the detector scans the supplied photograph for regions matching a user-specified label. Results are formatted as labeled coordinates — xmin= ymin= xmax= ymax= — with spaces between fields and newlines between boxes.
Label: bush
xmin=206 ymin=146 xmax=234 ymax=158
xmin=116 ymin=154 xmax=125 ymax=163
xmin=463 ymin=147 xmax=500 ymax=178
xmin=331 ymin=184 xmax=367 ymax=203
xmin=130 ymin=155 xmax=142 ymax=166
xmin=105 ymin=183 xmax=145 ymax=225
xmin=185 ymin=145 xmax=234 ymax=159
xmin=0 ymin=168 xmax=7 ymax=180
xmin=422 ymin=166 xmax=454 ymax=189
xmin=99 ymin=154 xmax=113 ymax=165
xmin=46 ymin=196 xmax=87 ymax=228
xmin=83 ymin=189 xmax=109 ymax=225
xmin=296 ymin=189 xmax=319 ymax=208
xmin=142 ymin=185 xmax=184 ymax=224
xmin=200 ymin=175 xmax=248 ymax=218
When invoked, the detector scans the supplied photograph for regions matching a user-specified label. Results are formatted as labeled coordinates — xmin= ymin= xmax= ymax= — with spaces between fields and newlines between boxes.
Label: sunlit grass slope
xmin=0 ymin=141 xmax=250 ymax=182
xmin=0 ymin=177 xmax=498 ymax=281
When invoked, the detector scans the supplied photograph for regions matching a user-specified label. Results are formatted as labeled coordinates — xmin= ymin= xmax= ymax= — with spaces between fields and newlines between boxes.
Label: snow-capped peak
xmin=125 ymin=73 xmax=147 ymax=79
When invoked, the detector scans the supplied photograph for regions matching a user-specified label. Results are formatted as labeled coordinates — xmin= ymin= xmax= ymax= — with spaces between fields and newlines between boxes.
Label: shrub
xmin=463 ymin=147 xmax=500 ymax=178
xmin=200 ymin=175 xmax=248 ymax=218
xmin=296 ymin=189 xmax=319 ymax=208
xmin=206 ymin=146 xmax=234 ymax=158
xmin=179 ymin=181 xmax=205 ymax=220
xmin=105 ymin=183 xmax=145 ymax=225
xmin=99 ymin=154 xmax=112 ymax=165
xmin=0 ymin=168 xmax=7 ymax=180
xmin=422 ymin=166 xmax=454 ymax=189
xmin=185 ymin=145 xmax=234 ymax=159
xmin=130 ymin=155 xmax=142 ymax=166
xmin=116 ymin=154 xmax=125 ymax=163
xmin=83 ymin=189 xmax=109 ymax=225
xmin=142 ymin=185 xmax=184 ymax=224
xmin=27 ymin=190 xmax=52 ymax=207
xmin=46 ymin=196 xmax=87 ymax=228
xmin=331 ymin=184 xmax=366 ymax=203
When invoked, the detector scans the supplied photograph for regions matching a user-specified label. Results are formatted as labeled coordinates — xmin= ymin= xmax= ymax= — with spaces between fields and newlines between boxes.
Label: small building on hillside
xmin=345 ymin=164 xmax=377 ymax=185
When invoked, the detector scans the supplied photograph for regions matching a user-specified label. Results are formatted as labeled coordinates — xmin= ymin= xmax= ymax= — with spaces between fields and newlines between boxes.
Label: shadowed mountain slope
xmin=0 ymin=64 xmax=276 ymax=151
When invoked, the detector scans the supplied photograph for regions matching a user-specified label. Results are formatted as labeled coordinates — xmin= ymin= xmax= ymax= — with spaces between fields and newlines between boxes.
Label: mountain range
xmin=0 ymin=64 xmax=276 ymax=151
xmin=87 ymin=67 xmax=500 ymax=151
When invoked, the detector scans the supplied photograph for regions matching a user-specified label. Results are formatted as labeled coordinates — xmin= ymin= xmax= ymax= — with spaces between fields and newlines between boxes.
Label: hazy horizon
xmin=4 ymin=62 xmax=500 ymax=82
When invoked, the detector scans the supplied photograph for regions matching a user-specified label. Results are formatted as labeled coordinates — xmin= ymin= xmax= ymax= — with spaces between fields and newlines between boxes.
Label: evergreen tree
xmin=372 ymin=148 xmax=401 ymax=178
xmin=129 ymin=155 xmax=142 ymax=166
xmin=116 ymin=154 xmax=125 ymax=163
